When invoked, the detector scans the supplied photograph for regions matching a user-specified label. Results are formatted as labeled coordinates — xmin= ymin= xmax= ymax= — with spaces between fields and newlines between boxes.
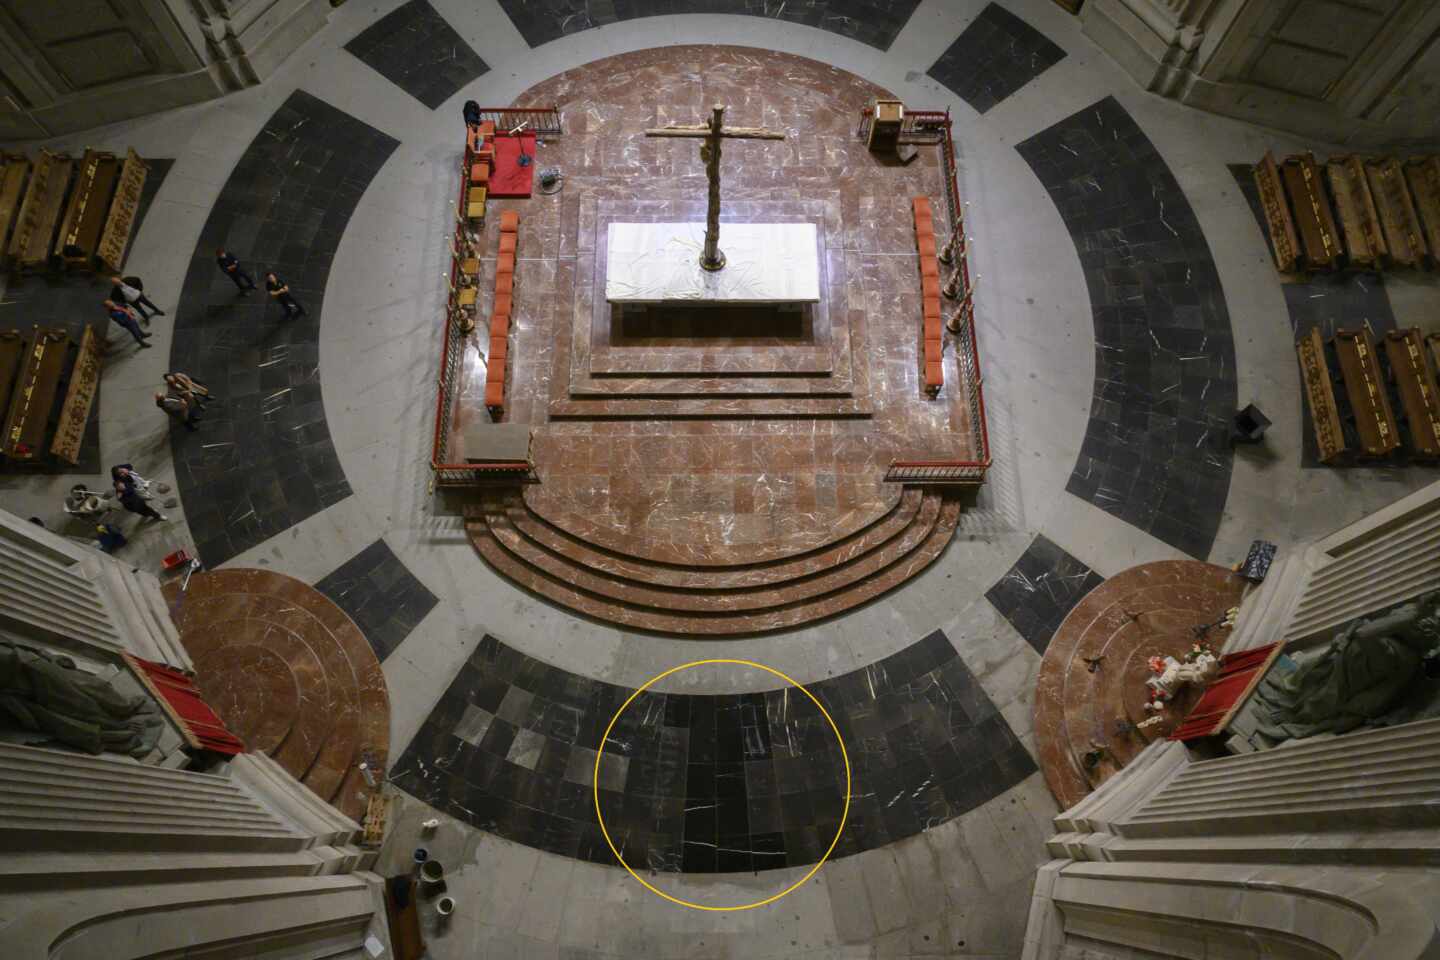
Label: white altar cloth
xmin=605 ymin=222 xmax=820 ymax=303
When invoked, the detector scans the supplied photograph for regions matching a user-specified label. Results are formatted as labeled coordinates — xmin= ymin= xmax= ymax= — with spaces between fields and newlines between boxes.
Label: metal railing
xmin=860 ymin=106 xmax=991 ymax=486
xmin=430 ymin=128 xmax=537 ymax=487
xmin=474 ymin=106 xmax=563 ymax=137
xmin=856 ymin=107 xmax=950 ymax=146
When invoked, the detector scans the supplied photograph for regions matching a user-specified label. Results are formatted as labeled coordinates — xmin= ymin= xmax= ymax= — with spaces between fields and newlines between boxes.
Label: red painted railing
xmin=862 ymin=107 xmax=991 ymax=485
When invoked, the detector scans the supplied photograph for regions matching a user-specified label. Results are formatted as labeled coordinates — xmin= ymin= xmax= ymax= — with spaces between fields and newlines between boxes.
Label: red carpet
xmin=489 ymin=132 xmax=536 ymax=198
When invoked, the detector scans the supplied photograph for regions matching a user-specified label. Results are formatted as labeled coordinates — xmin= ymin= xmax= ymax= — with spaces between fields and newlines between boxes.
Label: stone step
xmin=494 ymin=486 xmax=926 ymax=591
xmin=467 ymin=491 xmax=962 ymax=635
xmin=483 ymin=489 xmax=943 ymax=613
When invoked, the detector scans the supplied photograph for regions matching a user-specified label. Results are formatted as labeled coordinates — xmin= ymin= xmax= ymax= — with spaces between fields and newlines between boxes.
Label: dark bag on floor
xmin=123 ymin=275 xmax=143 ymax=290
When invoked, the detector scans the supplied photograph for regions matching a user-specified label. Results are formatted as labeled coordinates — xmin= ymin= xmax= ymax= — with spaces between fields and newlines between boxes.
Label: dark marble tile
xmin=1016 ymin=97 xmax=1236 ymax=560
xmin=984 ymin=535 xmax=1103 ymax=655
xmin=314 ymin=538 xmax=439 ymax=661
xmin=390 ymin=630 xmax=1035 ymax=873
xmin=344 ymin=0 xmax=489 ymax=110
xmin=496 ymin=0 xmax=921 ymax=52
xmin=166 ymin=92 xmax=399 ymax=566
xmin=0 ymin=159 xmax=174 ymax=477
xmin=927 ymin=3 xmax=1065 ymax=114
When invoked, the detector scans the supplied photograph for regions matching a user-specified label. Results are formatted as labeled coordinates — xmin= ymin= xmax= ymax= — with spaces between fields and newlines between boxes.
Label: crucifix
xmin=645 ymin=104 xmax=786 ymax=272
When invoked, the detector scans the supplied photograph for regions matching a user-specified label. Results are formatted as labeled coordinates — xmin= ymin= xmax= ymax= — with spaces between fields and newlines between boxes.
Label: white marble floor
xmin=2 ymin=1 xmax=1437 ymax=956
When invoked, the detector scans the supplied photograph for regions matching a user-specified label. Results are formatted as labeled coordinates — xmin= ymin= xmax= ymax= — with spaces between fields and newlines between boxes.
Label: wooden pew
xmin=0 ymin=154 xmax=30 ymax=263
xmin=1326 ymin=156 xmax=1386 ymax=269
xmin=1363 ymin=157 xmax=1426 ymax=268
xmin=55 ymin=149 xmax=120 ymax=269
xmin=1297 ymin=327 xmax=1345 ymax=464
xmin=486 ymin=211 xmax=520 ymax=417
xmin=97 ymin=149 xmax=148 ymax=273
xmin=0 ymin=329 xmax=27 ymax=427
xmin=1429 ymin=333 xmax=1440 ymax=380
xmin=49 ymin=326 xmax=101 ymax=465
xmin=1403 ymin=157 xmax=1440 ymax=267
xmin=1382 ymin=328 xmax=1440 ymax=459
xmin=1254 ymin=151 xmax=1301 ymax=272
xmin=1331 ymin=327 xmax=1400 ymax=457
xmin=2 ymin=326 xmax=71 ymax=460
xmin=913 ymin=196 xmax=943 ymax=396
xmin=7 ymin=150 xmax=74 ymax=274
xmin=1279 ymin=153 xmax=1340 ymax=270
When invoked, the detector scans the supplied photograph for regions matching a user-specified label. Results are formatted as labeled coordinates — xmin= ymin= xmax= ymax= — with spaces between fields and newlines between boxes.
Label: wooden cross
xmin=645 ymin=104 xmax=786 ymax=272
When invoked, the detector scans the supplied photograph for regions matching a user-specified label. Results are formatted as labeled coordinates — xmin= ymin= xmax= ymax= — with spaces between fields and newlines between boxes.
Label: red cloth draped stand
xmin=124 ymin=653 xmax=246 ymax=755
xmin=1169 ymin=643 xmax=1283 ymax=742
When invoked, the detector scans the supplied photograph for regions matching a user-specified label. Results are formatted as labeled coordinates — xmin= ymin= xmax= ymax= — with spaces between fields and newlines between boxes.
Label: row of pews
xmin=1255 ymin=150 xmax=1440 ymax=273
xmin=485 ymin=211 xmax=520 ymax=417
xmin=913 ymin=196 xmax=943 ymax=397
xmin=0 ymin=324 xmax=101 ymax=465
xmin=1298 ymin=326 xmax=1440 ymax=463
xmin=0 ymin=148 xmax=148 ymax=276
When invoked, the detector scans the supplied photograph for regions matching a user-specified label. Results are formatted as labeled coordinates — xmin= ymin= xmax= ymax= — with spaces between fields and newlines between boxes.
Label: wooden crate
xmin=1326 ymin=156 xmax=1387 ymax=268
xmin=1280 ymin=153 xmax=1340 ymax=270
xmin=1364 ymin=157 xmax=1426 ymax=268
xmin=1297 ymin=327 xmax=1345 ymax=464
xmin=1332 ymin=327 xmax=1400 ymax=457
xmin=1254 ymin=151 xmax=1300 ymax=272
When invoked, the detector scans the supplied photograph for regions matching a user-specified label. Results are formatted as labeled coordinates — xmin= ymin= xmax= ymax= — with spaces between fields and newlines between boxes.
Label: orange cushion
xmin=490 ymin=312 xmax=510 ymax=338
xmin=495 ymin=273 xmax=514 ymax=296
xmin=486 ymin=355 xmax=505 ymax=384
xmin=922 ymin=276 xmax=940 ymax=300
xmin=485 ymin=380 xmax=504 ymax=409
xmin=480 ymin=121 xmax=495 ymax=137
xmin=920 ymin=257 xmax=940 ymax=279
xmin=499 ymin=211 xmax=520 ymax=234
xmin=922 ymin=297 xmax=941 ymax=320
xmin=925 ymin=360 xmax=943 ymax=389
xmin=498 ymin=233 xmax=517 ymax=255
xmin=917 ymin=235 xmax=936 ymax=258
xmin=489 ymin=334 xmax=508 ymax=363
xmin=470 ymin=163 xmax=490 ymax=183
xmin=924 ymin=315 xmax=942 ymax=340
xmin=496 ymin=253 xmax=515 ymax=276
xmin=492 ymin=293 xmax=512 ymax=317
xmin=912 ymin=196 xmax=932 ymax=216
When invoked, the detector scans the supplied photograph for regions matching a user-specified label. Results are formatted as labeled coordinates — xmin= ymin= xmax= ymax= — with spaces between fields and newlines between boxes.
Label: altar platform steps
xmin=466 ymin=486 xmax=961 ymax=635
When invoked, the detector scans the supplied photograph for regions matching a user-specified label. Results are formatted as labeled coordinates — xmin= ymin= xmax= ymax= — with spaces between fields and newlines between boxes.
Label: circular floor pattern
xmin=1033 ymin=560 xmax=1246 ymax=810
xmin=162 ymin=568 xmax=391 ymax=821
xmin=464 ymin=45 xmax=978 ymax=635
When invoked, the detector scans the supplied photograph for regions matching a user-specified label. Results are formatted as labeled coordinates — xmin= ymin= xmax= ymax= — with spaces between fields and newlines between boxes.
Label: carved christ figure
xmin=645 ymin=105 xmax=786 ymax=271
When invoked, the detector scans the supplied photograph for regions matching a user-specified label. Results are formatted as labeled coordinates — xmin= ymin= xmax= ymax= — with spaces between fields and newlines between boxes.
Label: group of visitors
xmin=103 ymin=251 xmax=308 ymax=357
xmin=63 ymin=463 xmax=170 ymax=552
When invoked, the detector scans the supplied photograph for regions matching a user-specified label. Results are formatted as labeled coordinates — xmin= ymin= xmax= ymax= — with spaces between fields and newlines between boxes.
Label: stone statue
xmin=0 ymin=642 xmax=164 ymax=757
xmin=1251 ymin=590 xmax=1440 ymax=743
xmin=1144 ymin=652 xmax=1220 ymax=710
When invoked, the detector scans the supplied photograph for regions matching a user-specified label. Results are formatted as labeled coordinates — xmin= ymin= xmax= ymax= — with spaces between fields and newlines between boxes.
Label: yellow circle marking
xmin=593 ymin=658 xmax=851 ymax=912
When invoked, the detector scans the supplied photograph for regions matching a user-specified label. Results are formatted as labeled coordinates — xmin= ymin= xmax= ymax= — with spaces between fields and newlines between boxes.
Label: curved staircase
xmin=466 ymin=485 xmax=962 ymax=635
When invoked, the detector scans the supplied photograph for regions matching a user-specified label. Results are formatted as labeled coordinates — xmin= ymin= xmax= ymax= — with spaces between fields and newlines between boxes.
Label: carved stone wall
xmin=0 ymin=0 xmax=330 ymax=140
xmin=1082 ymin=0 xmax=1440 ymax=148
xmin=1022 ymin=480 xmax=1440 ymax=960
xmin=0 ymin=509 xmax=389 ymax=960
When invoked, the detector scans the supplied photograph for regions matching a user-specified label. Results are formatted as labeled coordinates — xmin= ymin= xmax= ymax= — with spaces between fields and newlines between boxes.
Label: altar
xmin=604 ymin=221 xmax=821 ymax=304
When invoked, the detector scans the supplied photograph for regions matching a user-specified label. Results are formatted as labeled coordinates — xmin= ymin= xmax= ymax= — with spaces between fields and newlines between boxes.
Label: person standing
xmin=104 ymin=299 xmax=152 ymax=348
xmin=110 ymin=463 xmax=153 ymax=497
xmin=265 ymin=272 xmax=306 ymax=318
xmin=155 ymin=391 xmax=200 ymax=431
xmin=216 ymin=248 xmax=257 ymax=293
xmin=116 ymin=481 xmax=167 ymax=522
xmin=109 ymin=275 xmax=165 ymax=323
